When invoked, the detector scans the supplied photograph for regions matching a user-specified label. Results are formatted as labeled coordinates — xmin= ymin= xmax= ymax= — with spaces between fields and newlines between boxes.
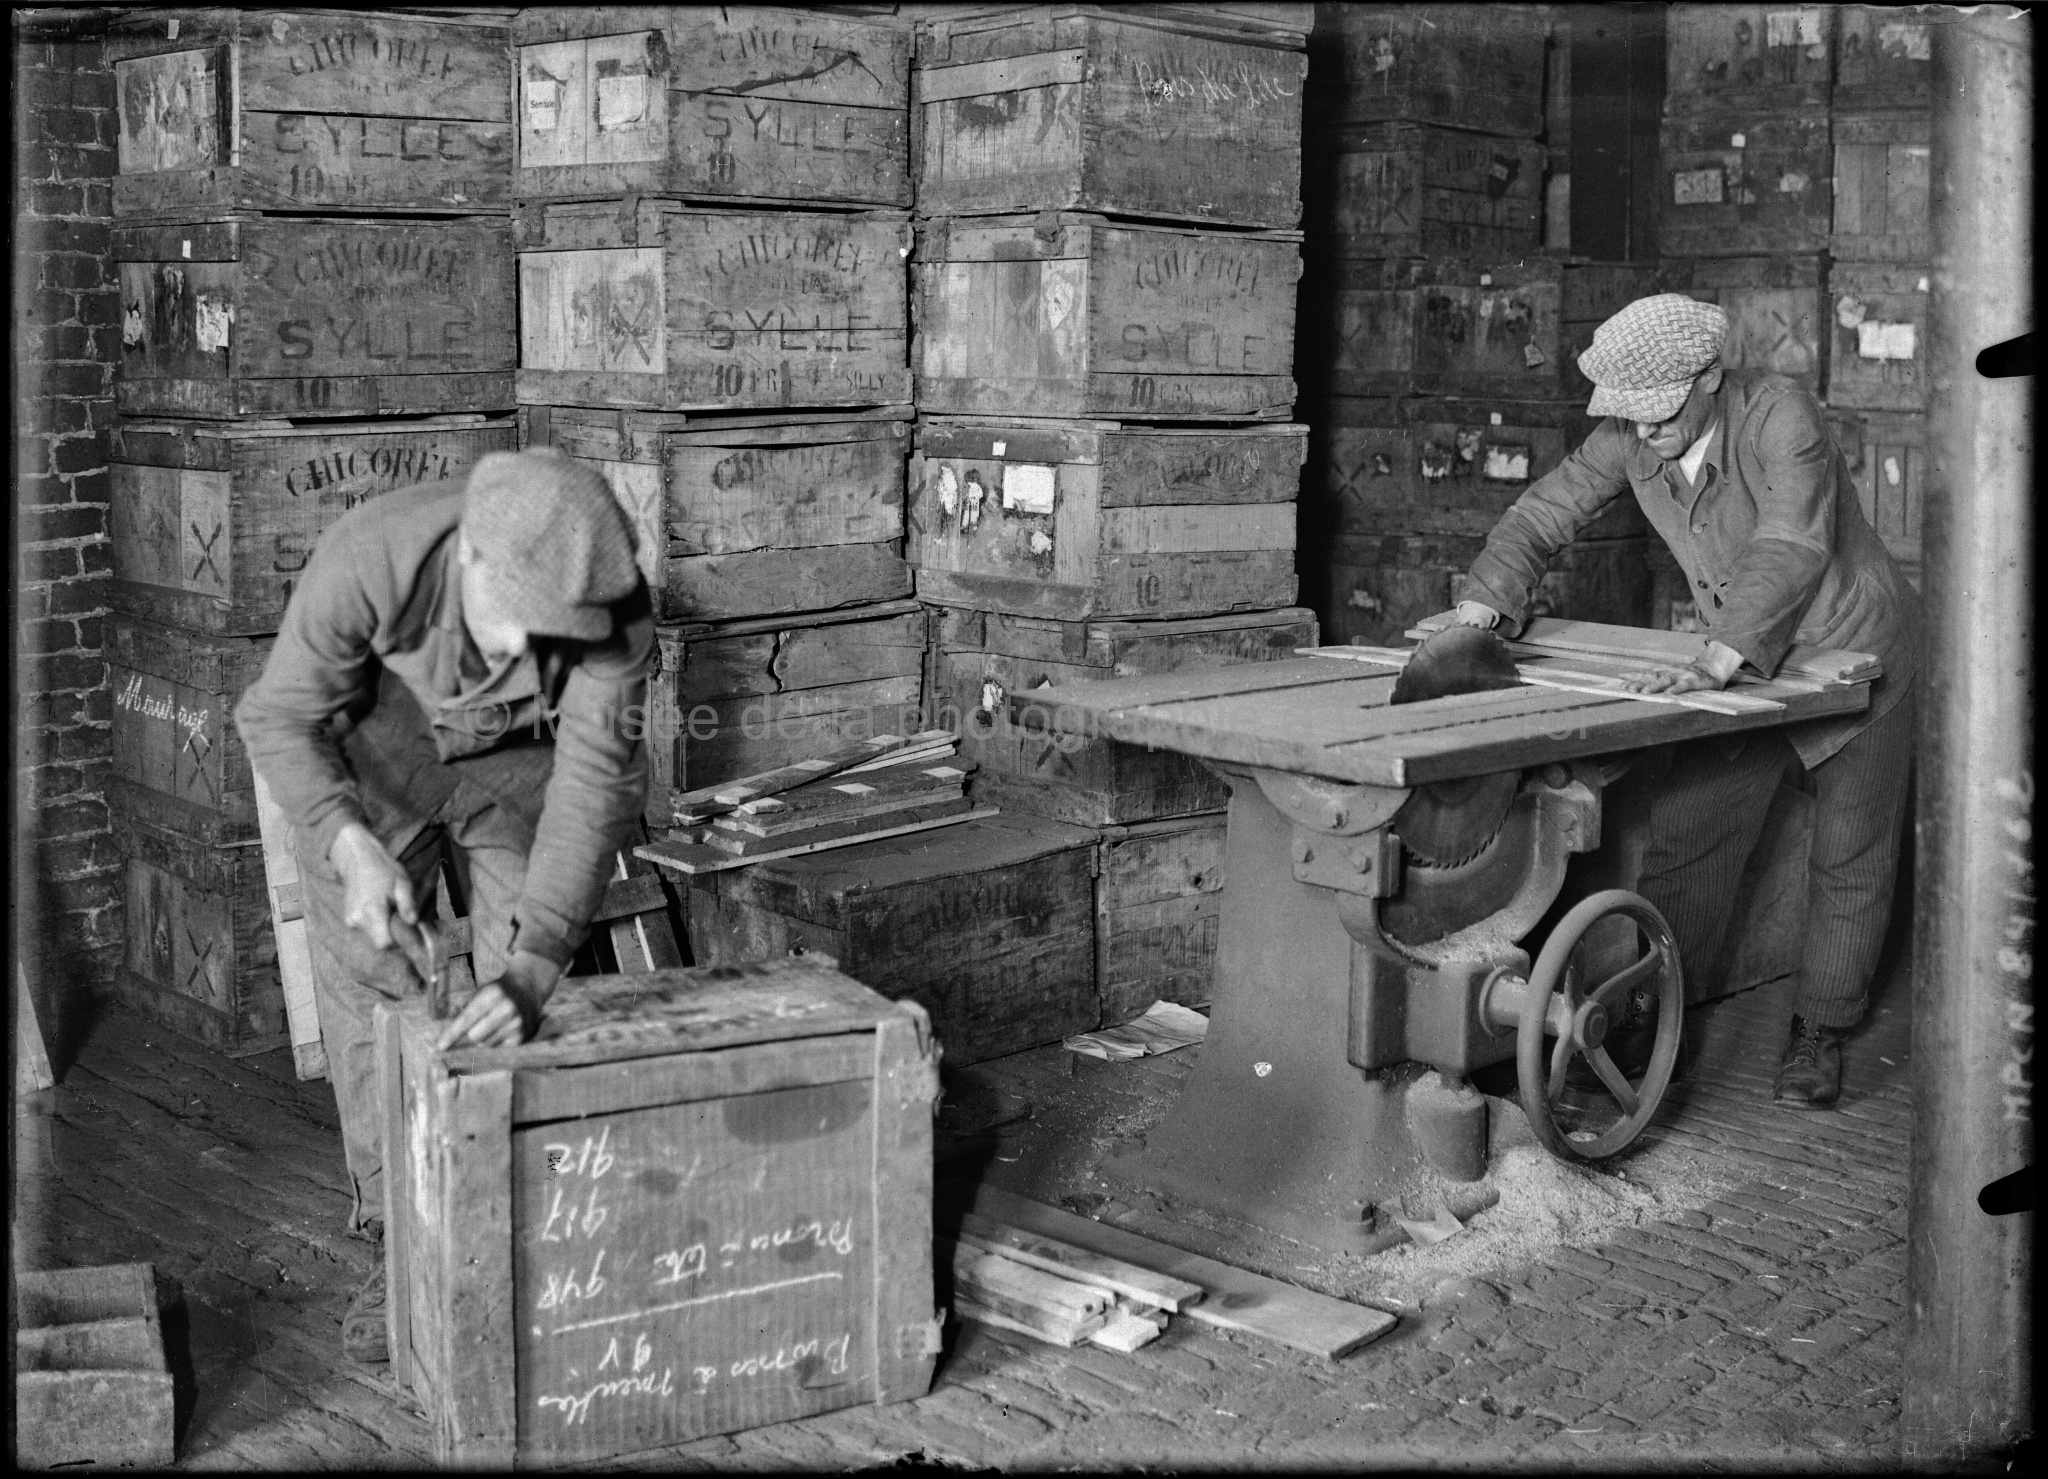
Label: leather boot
xmin=1773 ymin=1015 xmax=1846 ymax=1108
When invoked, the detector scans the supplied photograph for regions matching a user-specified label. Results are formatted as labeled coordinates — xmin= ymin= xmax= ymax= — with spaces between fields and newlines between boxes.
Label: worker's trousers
xmin=296 ymin=788 xmax=535 ymax=1239
xmin=1626 ymin=680 xmax=1917 ymax=1031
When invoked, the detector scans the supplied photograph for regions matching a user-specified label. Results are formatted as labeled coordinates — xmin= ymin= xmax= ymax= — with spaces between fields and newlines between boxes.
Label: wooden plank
xmin=951 ymin=1213 xmax=1204 ymax=1312
xmin=717 ymin=785 xmax=966 ymax=840
xmin=599 ymin=845 xmax=684 ymax=972
xmin=1407 ymin=613 xmax=1881 ymax=684
xmin=438 ymin=1068 xmax=514 ymax=1467
xmin=871 ymin=1007 xmax=941 ymax=1402
xmin=376 ymin=1004 xmax=414 ymax=1393
xmin=672 ymin=733 xmax=913 ymax=822
xmin=945 ymin=1183 xmax=1397 ymax=1359
xmin=953 ymin=1293 xmax=1091 ymax=1347
xmin=252 ymin=769 xmax=326 ymax=1080
xmin=950 ymin=1243 xmax=1112 ymax=1322
xmin=702 ymin=794 xmax=972 ymax=853
xmin=664 ymin=543 xmax=913 ymax=623
xmin=1005 ymin=657 xmax=1370 ymax=729
xmin=17 ymin=962 xmax=55 ymax=1094
xmin=738 ymin=763 xmax=971 ymax=820
xmin=641 ymin=806 xmax=1001 ymax=876
xmin=508 ymin=1033 xmax=873 ymax=1123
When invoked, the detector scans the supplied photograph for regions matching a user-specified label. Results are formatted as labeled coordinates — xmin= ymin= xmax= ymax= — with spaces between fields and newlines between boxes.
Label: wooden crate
xmin=1326 ymin=396 xmax=1646 ymax=540
xmin=685 ymin=814 xmax=1100 ymax=1065
xmin=1830 ymin=113 xmax=1931 ymax=263
xmin=1331 ymin=257 xmax=1562 ymax=399
xmin=114 ymin=215 xmax=515 ymax=419
xmin=914 ymin=213 xmax=1301 ymax=421
xmin=1312 ymin=4 xmax=1547 ymax=139
xmin=1657 ymin=112 xmax=1831 ymax=258
xmin=108 ymin=9 xmax=512 ymax=220
xmin=1664 ymin=3 xmax=1834 ymax=116
xmin=1829 ymin=407 xmax=1926 ymax=571
xmin=110 ymin=614 xmax=272 ymax=846
xmin=516 ymin=201 xmax=912 ymax=412
xmin=1325 ymin=531 xmax=1651 ymax=647
xmin=928 ymin=604 xmax=1317 ymax=827
xmin=112 ymin=799 xmax=286 ymax=1057
xmin=914 ymin=5 xmax=1306 ymax=228
xmin=650 ymin=601 xmax=928 ymax=825
xmin=1827 ymin=262 xmax=1930 ymax=411
xmin=1675 ymin=254 xmax=1827 ymax=399
xmin=375 ymin=960 xmax=939 ymax=1465
xmin=1328 ymin=124 xmax=1545 ymax=260
xmin=514 ymin=7 xmax=910 ymax=207
xmin=909 ymin=418 xmax=1302 ymax=620
xmin=521 ymin=405 xmax=913 ymax=621
xmin=109 ymin=414 xmax=515 ymax=635
xmin=1095 ymin=812 xmax=1225 ymax=1025
xmin=15 ymin=1264 xmax=175 ymax=1471
xmin=1833 ymin=4 xmax=1939 ymax=113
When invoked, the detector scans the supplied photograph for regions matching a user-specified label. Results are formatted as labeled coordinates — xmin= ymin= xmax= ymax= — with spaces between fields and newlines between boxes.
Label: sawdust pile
xmin=1363 ymin=1140 xmax=1732 ymax=1309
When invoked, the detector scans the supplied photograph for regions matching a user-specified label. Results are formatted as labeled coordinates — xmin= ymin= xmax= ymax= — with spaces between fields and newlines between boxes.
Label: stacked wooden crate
xmin=506 ymin=7 xmax=923 ymax=823
xmin=105 ymin=9 xmax=520 ymax=1059
xmin=1306 ymin=3 xmax=1652 ymax=646
xmin=909 ymin=2 xmax=1317 ymax=1036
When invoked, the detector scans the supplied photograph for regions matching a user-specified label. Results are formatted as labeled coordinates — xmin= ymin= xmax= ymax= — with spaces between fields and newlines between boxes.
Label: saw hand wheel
xmin=1516 ymin=889 xmax=1684 ymax=1160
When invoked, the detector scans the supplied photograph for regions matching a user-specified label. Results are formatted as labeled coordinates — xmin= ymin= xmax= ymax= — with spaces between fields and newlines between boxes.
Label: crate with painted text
xmin=1330 ymin=258 xmax=1561 ymax=399
xmin=1673 ymin=254 xmax=1826 ymax=399
xmin=516 ymin=201 xmax=912 ymax=412
xmin=684 ymin=814 xmax=1100 ymax=1065
xmin=1663 ymin=4 xmax=1834 ymax=117
xmin=1326 ymin=531 xmax=1651 ymax=647
xmin=110 ymin=614 xmax=273 ymax=846
xmin=109 ymin=414 xmax=515 ymax=635
xmin=1828 ymin=408 xmax=1925 ymax=579
xmin=914 ymin=214 xmax=1301 ymax=421
xmin=522 ymin=406 xmax=913 ymax=622
xmin=375 ymin=960 xmax=939 ymax=1465
xmin=909 ymin=417 xmax=1302 ymax=620
xmin=1095 ymin=812 xmax=1225 ymax=1025
xmin=1832 ymin=5 xmax=1939 ymax=113
xmin=109 ymin=8 xmax=513 ymax=218
xmin=111 ymin=799 xmax=285 ymax=1057
xmin=1326 ymin=396 xmax=1647 ymax=541
xmin=650 ymin=601 xmax=928 ymax=827
xmin=1657 ymin=112 xmax=1831 ymax=258
xmin=927 ymin=605 xmax=1316 ymax=827
xmin=914 ymin=4 xmax=1306 ymax=228
xmin=1830 ymin=113 xmax=1930 ymax=263
xmin=1310 ymin=4 xmax=1547 ymax=139
xmin=1826 ymin=263 xmax=1930 ymax=412
xmin=514 ymin=7 xmax=910 ymax=207
xmin=1327 ymin=124 xmax=1545 ymax=261
xmin=113 ymin=216 xmax=516 ymax=419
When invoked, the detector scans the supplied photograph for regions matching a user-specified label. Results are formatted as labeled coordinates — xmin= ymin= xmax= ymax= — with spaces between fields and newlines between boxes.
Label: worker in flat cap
xmin=1450 ymin=293 xmax=1922 ymax=1111
xmin=235 ymin=448 xmax=653 ymax=1362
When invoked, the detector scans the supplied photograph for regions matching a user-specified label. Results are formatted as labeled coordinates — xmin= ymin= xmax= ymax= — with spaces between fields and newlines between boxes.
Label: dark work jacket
xmin=1461 ymin=369 xmax=1921 ymax=768
xmin=233 ymin=481 xmax=655 ymax=968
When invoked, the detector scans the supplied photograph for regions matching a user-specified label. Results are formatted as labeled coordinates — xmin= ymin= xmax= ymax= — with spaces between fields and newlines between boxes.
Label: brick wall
xmin=14 ymin=12 xmax=123 ymax=1064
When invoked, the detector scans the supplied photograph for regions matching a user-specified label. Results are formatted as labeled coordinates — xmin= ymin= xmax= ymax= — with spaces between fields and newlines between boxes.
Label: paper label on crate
xmin=595 ymin=71 xmax=649 ymax=130
xmin=1765 ymin=10 xmax=1820 ymax=47
xmin=527 ymin=73 xmax=562 ymax=132
xmin=1777 ymin=172 xmax=1809 ymax=194
xmin=1483 ymin=445 xmax=1532 ymax=482
xmin=1880 ymin=22 xmax=1931 ymax=60
xmin=194 ymin=295 xmax=232 ymax=354
xmin=1673 ymin=168 xmax=1725 ymax=206
xmin=1858 ymin=320 xmax=1917 ymax=361
xmin=1836 ymin=295 xmax=1867 ymax=329
xmin=1041 ymin=271 xmax=1077 ymax=332
xmin=1001 ymin=464 xmax=1057 ymax=515
xmin=1883 ymin=455 xmax=1903 ymax=488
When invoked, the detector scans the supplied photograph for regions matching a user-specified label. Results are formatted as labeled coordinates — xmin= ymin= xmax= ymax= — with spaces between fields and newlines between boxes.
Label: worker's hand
xmin=1620 ymin=640 xmax=1745 ymax=694
xmin=328 ymin=823 xmax=417 ymax=951
xmin=435 ymin=950 xmax=562 ymax=1052
xmin=1450 ymin=601 xmax=1502 ymax=630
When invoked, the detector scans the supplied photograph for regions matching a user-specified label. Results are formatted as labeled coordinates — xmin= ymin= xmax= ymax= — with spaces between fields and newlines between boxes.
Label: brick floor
xmin=11 ymin=944 xmax=2016 ymax=1472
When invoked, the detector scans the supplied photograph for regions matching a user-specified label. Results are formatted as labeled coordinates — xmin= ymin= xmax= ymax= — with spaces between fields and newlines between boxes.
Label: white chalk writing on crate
xmin=528 ymin=1122 xmax=862 ymax=1427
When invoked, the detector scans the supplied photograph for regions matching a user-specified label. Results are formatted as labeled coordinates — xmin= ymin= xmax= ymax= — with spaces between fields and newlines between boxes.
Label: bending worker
xmin=234 ymin=449 xmax=652 ymax=1362
xmin=1448 ymin=294 xmax=1921 ymax=1110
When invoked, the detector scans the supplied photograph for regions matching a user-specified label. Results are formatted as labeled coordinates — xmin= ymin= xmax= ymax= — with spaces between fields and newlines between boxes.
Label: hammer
xmin=390 ymin=915 xmax=450 ymax=1020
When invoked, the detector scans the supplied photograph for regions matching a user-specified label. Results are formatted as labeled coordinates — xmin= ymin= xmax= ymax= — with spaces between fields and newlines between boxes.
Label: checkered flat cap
xmin=1580 ymin=293 xmax=1730 ymax=424
xmin=461 ymin=449 xmax=640 ymax=642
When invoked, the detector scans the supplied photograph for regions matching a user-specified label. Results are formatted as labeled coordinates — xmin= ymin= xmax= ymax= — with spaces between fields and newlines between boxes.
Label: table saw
xmin=1008 ymin=617 xmax=1874 ymax=1252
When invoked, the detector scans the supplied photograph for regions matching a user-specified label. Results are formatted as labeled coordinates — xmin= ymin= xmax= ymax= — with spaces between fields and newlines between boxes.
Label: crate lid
xmin=442 ymin=956 xmax=917 ymax=1073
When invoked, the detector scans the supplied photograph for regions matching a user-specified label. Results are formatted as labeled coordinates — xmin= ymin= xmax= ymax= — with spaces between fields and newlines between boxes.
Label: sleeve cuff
xmin=508 ymin=921 xmax=576 ymax=971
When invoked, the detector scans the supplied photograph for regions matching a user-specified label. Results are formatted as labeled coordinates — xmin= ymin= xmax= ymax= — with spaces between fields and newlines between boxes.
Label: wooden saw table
xmin=1009 ymin=622 xmax=1872 ymax=1251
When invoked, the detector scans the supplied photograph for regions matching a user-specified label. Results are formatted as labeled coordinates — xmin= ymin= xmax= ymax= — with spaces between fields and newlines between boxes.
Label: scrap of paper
xmin=1064 ymin=1001 xmax=1210 ymax=1061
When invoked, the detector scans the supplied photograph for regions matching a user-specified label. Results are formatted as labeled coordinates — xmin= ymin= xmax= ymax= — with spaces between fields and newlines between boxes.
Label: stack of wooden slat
xmin=507 ymin=8 xmax=929 ymax=821
xmin=104 ymin=9 xmax=520 ymax=1063
xmin=943 ymin=1209 xmax=1203 ymax=1352
xmin=1304 ymin=3 xmax=1653 ymax=647
xmin=896 ymin=2 xmax=1319 ymax=1037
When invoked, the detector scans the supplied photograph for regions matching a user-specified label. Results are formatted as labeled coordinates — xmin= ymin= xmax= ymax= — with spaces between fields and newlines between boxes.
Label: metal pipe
xmin=1904 ymin=7 xmax=2034 ymax=1461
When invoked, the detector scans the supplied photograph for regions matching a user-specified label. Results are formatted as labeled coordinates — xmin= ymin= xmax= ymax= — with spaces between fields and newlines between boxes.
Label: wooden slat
xmin=1407 ymin=613 xmax=1881 ymax=685
xmin=507 ymin=1033 xmax=874 ymax=1123
xmin=672 ymin=733 xmax=913 ymax=821
xmin=639 ymin=806 xmax=1001 ymax=876
xmin=438 ymin=1069 xmax=514 ymax=1468
xmin=376 ymin=1005 xmax=413 ymax=1393
xmin=871 ymin=1007 xmax=942 ymax=1402
xmin=1007 ymin=658 xmax=1372 ymax=732
xmin=945 ymin=1183 xmax=1396 ymax=1360
xmin=252 ymin=769 xmax=326 ymax=1081
xmin=950 ymin=1213 xmax=1204 ymax=1312
xmin=715 ymin=786 xmax=966 ymax=839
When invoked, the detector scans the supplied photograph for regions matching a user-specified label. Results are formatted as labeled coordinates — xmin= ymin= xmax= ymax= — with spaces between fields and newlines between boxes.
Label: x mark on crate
xmin=189 ymin=519 xmax=225 ymax=585
xmin=184 ymin=925 xmax=218 ymax=996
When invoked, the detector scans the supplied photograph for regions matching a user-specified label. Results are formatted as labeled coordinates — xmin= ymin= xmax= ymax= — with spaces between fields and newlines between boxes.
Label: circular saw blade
xmin=1389 ymin=624 xmax=1523 ymax=866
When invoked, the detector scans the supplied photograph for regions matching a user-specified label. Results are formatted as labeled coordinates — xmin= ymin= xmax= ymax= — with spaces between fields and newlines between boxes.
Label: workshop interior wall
xmin=14 ymin=15 xmax=124 ymax=1065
